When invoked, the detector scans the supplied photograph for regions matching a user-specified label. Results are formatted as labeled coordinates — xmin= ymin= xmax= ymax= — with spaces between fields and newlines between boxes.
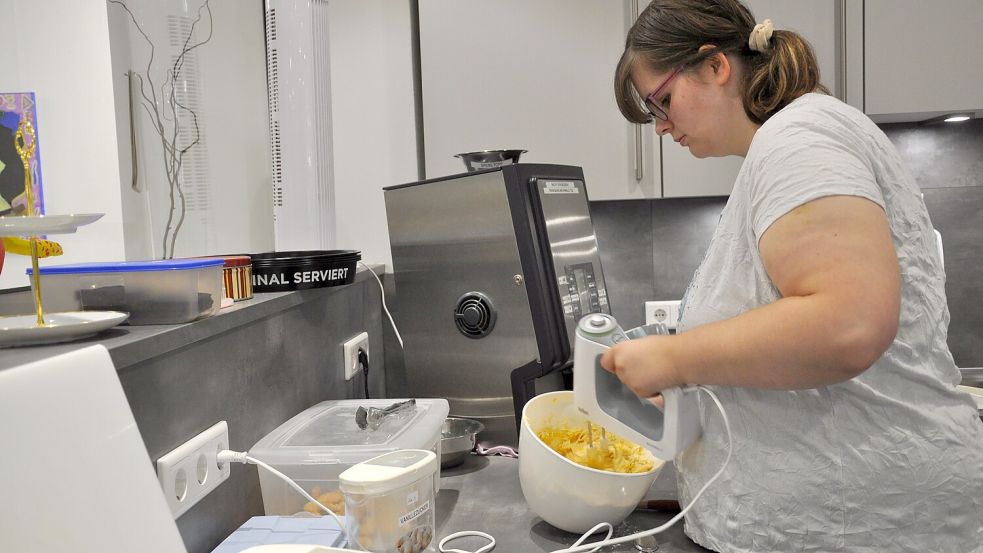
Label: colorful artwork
xmin=0 ymin=92 xmax=44 ymax=216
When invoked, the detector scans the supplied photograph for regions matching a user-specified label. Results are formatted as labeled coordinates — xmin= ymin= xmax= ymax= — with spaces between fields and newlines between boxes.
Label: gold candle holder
xmin=14 ymin=118 xmax=44 ymax=328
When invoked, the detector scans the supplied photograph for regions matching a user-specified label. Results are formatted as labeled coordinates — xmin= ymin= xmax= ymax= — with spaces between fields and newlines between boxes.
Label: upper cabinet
xmin=661 ymin=0 xmax=841 ymax=198
xmin=419 ymin=0 xmax=662 ymax=200
xmin=419 ymin=1 xmax=981 ymax=201
xmin=863 ymin=0 xmax=983 ymax=123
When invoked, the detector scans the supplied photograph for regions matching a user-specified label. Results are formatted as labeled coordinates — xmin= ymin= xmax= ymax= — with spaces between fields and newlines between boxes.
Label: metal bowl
xmin=454 ymin=149 xmax=527 ymax=172
xmin=440 ymin=417 xmax=484 ymax=468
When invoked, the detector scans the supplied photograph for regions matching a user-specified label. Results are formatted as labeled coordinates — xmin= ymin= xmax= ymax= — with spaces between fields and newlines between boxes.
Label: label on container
xmin=398 ymin=499 xmax=430 ymax=526
xmin=542 ymin=180 xmax=579 ymax=194
xmin=252 ymin=267 xmax=349 ymax=288
xmin=472 ymin=160 xmax=508 ymax=169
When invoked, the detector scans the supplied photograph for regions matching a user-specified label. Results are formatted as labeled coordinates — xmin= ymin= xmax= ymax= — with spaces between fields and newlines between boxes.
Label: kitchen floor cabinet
xmin=418 ymin=0 xmax=661 ymax=200
xmin=660 ymin=0 xmax=841 ymax=198
xmin=863 ymin=0 xmax=983 ymax=123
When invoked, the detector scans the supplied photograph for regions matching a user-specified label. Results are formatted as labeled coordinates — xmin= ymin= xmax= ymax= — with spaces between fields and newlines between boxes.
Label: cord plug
xmin=358 ymin=347 xmax=370 ymax=399
xmin=217 ymin=449 xmax=249 ymax=465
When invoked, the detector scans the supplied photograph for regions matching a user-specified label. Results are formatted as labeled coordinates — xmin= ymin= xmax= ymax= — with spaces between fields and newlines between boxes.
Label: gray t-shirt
xmin=676 ymin=93 xmax=983 ymax=552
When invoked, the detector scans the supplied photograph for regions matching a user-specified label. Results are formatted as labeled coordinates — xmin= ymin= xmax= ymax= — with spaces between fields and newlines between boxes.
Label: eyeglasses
xmin=644 ymin=67 xmax=682 ymax=122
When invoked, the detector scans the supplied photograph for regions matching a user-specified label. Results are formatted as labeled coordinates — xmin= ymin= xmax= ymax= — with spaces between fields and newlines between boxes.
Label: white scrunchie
xmin=748 ymin=18 xmax=774 ymax=52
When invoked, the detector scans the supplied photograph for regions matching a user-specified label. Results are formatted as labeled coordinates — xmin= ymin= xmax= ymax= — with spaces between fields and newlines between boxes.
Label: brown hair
xmin=615 ymin=0 xmax=829 ymax=125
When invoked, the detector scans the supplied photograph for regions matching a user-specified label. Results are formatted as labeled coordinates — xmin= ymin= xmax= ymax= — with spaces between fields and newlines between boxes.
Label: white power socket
xmin=156 ymin=421 xmax=230 ymax=519
xmin=343 ymin=331 xmax=369 ymax=381
xmin=645 ymin=300 xmax=681 ymax=330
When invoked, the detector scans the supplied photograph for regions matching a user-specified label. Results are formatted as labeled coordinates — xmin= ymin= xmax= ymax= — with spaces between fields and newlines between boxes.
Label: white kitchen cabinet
xmin=863 ymin=0 xmax=983 ymax=123
xmin=660 ymin=0 xmax=842 ymax=197
xmin=418 ymin=0 xmax=661 ymax=200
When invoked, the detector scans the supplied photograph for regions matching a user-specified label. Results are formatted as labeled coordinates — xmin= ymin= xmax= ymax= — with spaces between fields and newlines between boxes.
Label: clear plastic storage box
xmin=340 ymin=449 xmax=438 ymax=553
xmin=28 ymin=258 xmax=224 ymax=325
xmin=249 ymin=398 xmax=449 ymax=517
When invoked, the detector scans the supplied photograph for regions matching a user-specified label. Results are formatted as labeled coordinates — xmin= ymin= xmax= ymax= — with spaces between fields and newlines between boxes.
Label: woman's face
xmin=631 ymin=55 xmax=749 ymax=158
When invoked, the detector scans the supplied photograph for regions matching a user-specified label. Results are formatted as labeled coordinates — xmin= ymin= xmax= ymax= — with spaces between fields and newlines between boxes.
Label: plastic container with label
xmin=248 ymin=398 xmax=448 ymax=517
xmin=340 ymin=449 xmax=438 ymax=553
xmin=27 ymin=258 xmax=224 ymax=325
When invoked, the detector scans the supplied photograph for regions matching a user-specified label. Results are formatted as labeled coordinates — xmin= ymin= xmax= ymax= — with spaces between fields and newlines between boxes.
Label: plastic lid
xmin=27 ymin=258 xmax=225 ymax=275
xmin=248 ymin=398 xmax=449 ymax=467
xmin=338 ymin=449 xmax=437 ymax=495
xmin=249 ymin=250 xmax=361 ymax=269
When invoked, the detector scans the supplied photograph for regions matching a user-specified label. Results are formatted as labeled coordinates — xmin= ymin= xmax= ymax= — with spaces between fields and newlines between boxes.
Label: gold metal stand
xmin=14 ymin=119 xmax=44 ymax=328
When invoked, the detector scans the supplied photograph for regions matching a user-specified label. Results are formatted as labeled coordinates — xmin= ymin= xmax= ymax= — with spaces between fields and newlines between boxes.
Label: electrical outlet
xmin=156 ymin=421 xmax=230 ymax=519
xmin=645 ymin=300 xmax=681 ymax=330
xmin=344 ymin=331 xmax=369 ymax=381
xmin=668 ymin=301 xmax=681 ymax=330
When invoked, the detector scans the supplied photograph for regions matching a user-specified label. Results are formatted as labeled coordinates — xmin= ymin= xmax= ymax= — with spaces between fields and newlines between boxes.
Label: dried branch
xmin=109 ymin=0 xmax=213 ymax=258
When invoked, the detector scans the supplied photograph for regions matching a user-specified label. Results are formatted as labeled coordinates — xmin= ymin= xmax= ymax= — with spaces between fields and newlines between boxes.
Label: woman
xmin=602 ymin=1 xmax=983 ymax=551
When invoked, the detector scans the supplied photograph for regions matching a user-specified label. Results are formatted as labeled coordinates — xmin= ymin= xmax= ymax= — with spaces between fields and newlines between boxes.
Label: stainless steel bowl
xmin=440 ymin=417 xmax=484 ymax=468
xmin=454 ymin=149 xmax=527 ymax=172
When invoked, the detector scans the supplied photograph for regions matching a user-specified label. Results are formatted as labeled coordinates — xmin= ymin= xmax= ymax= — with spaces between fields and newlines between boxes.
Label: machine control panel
xmin=558 ymin=262 xmax=608 ymax=321
xmin=533 ymin=178 xmax=611 ymax=351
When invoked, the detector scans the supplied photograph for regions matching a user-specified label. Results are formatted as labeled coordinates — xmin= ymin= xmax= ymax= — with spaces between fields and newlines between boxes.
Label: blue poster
xmin=0 ymin=92 xmax=44 ymax=216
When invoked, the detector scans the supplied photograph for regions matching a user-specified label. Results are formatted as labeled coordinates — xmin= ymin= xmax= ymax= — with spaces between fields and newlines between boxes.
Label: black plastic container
xmin=249 ymin=250 xmax=361 ymax=292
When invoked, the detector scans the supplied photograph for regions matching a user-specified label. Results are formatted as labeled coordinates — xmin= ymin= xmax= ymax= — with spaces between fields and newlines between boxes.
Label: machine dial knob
xmin=461 ymin=305 xmax=482 ymax=327
xmin=578 ymin=313 xmax=616 ymax=335
xmin=587 ymin=315 xmax=608 ymax=328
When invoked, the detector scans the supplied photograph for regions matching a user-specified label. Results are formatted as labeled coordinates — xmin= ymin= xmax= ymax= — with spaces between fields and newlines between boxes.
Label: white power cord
xmin=549 ymin=385 xmax=733 ymax=553
xmin=438 ymin=530 xmax=497 ymax=553
xmin=217 ymin=450 xmax=349 ymax=543
xmin=358 ymin=261 xmax=403 ymax=348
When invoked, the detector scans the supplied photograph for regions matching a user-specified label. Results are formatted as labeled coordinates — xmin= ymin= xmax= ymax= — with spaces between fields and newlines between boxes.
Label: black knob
xmin=461 ymin=304 xmax=483 ymax=327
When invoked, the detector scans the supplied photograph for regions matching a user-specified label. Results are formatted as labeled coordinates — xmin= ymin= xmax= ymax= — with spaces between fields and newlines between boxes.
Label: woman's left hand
xmin=600 ymin=336 xmax=685 ymax=399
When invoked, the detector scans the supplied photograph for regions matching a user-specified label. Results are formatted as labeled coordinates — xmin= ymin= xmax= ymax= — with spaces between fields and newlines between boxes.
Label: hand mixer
xmin=572 ymin=313 xmax=702 ymax=460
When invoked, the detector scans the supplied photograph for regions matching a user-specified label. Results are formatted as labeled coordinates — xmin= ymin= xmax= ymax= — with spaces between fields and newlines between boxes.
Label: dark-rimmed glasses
xmin=644 ymin=67 xmax=682 ymax=122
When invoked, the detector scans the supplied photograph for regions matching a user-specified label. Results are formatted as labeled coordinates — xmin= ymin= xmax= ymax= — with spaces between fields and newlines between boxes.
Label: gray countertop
xmin=0 ymin=264 xmax=386 ymax=372
xmin=436 ymin=456 xmax=711 ymax=553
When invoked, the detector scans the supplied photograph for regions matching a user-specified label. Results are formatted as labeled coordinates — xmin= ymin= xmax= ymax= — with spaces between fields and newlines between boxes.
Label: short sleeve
xmin=748 ymin=116 xmax=885 ymax=241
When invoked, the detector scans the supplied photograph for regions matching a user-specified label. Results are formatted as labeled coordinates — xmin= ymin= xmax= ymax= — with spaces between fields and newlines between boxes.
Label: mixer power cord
xmin=217 ymin=450 xmax=350 ymax=543
xmin=549 ymin=385 xmax=733 ymax=553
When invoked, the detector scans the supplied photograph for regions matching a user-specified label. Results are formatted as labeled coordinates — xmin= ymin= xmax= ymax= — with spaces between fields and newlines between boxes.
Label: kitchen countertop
xmin=436 ymin=455 xmax=711 ymax=553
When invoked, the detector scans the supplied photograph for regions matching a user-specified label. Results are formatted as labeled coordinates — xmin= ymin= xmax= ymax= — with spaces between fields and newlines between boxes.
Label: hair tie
xmin=748 ymin=19 xmax=774 ymax=53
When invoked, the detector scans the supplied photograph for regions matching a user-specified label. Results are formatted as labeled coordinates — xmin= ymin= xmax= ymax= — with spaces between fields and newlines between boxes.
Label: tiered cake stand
xmin=0 ymin=119 xmax=127 ymax=347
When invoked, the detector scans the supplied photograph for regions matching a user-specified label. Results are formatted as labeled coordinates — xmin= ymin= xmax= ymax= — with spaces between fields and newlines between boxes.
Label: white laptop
xmin=0 ymin=345 xmax=188 ymax=553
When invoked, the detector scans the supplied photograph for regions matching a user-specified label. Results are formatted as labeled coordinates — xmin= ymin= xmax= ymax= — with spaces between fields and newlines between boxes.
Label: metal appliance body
xmin=572 ymin=313 xmax=702 ymax=459
xmin=384 ymin=164 xmax=610 ymax=443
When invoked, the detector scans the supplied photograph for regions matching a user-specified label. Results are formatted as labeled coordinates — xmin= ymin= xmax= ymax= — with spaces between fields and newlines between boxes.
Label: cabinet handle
xmin=127 ymin=69 xmax=140 ymax=192
xmin=835 ymin=0 xmax=847 ymax=101
xmin=630 ymin=0 xmax=643 ymax=181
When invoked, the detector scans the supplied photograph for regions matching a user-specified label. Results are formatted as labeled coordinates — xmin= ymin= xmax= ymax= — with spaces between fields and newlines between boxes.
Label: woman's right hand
xmin=600 ymin=335 xmax=685 ymax=399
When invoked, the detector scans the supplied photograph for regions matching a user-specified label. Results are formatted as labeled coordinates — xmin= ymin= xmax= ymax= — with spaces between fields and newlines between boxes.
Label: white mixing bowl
xmin=519 ymin=391 xmax=665 ymax=534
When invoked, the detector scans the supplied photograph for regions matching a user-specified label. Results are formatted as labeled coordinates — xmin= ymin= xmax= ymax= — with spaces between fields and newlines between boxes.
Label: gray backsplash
xmin=590 ymin=119 xmax=983 ymax=368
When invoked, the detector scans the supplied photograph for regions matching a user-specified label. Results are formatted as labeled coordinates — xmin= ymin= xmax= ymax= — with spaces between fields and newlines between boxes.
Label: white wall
xmin=328 ymin=0 xmax=418 ymax=268
xmin=1 ymin=0 xmax=414 ymax=292
xmin=108 ymin=0 xmax=273 ymax=260
xmin=0 ymin=0 xmax=126 ymax=290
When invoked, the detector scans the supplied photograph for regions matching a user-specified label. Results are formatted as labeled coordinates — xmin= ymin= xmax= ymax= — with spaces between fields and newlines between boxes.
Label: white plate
xmin=0 ymin=213 xmax=105 ymax=236
xmin=0 ymin=311 xmax=129 ymax=348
